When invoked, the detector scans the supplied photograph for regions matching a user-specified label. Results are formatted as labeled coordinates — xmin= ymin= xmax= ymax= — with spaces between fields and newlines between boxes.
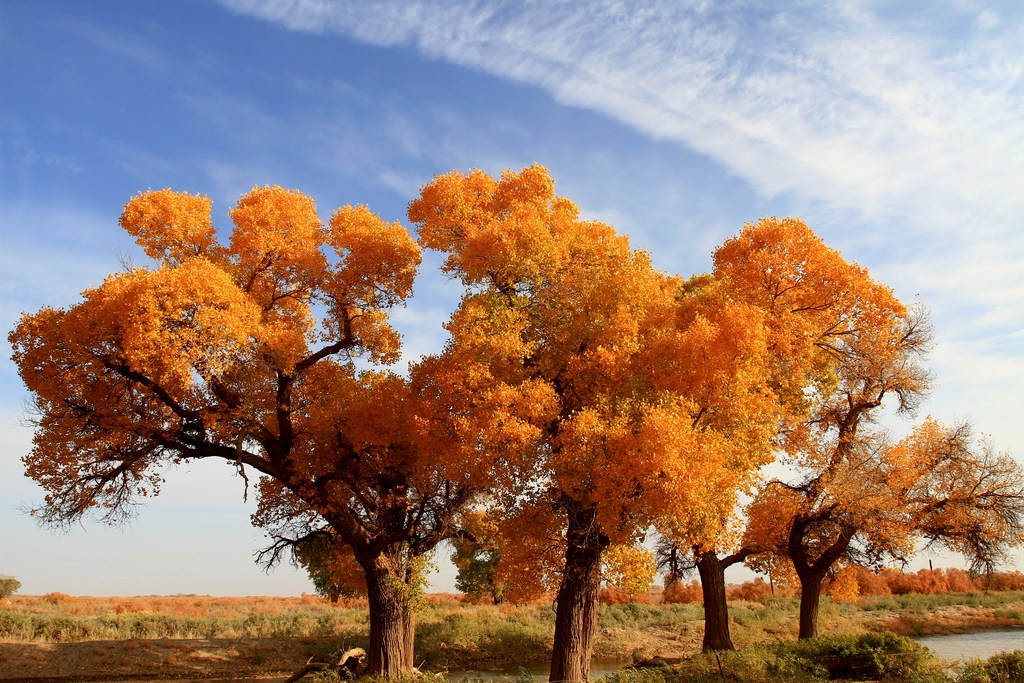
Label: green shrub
xmin=665 ymin=633 xmax=945 ymax=682
xmin=954 ymin=650 xmax=1024 ymax=683
xmin=986 ymin=650 xmax=1024 ymax=683
xmin=665 ymin=632 xmax=945 ymax=682
xmin=0 ymin=576 xmax=21 ymax=601
xmin=667 ymin=644 xmax=824 ymax=683
xmin=954 ymin=658 xmax=992 ymax=683
xmin=792 ymin=632 xmax=944 ymax=681
xmin=415 ymin=610 xmax=551 ymax=668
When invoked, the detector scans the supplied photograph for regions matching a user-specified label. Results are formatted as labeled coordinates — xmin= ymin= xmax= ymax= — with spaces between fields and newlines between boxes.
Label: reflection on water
xmin=915 ymin=628 xmax=1024 ymax=661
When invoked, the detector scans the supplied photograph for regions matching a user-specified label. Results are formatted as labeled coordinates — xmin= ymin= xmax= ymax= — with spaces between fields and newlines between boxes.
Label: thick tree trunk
xmin=364 ymin=554 xmax=413 ymax=677
xmin=550 ymin=505 xmax=608 ymax=683
xmin=696 ymin=551 xmax=734 ymax=651
xmin=788 ymin=516 xmax=856 ymax=641
xmin=797 ymin=570 xmax=825 ymax=640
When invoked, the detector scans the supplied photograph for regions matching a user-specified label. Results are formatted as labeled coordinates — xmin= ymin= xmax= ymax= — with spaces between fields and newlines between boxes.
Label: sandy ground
xmin=0 ymin=637 xmax=336 ymax=682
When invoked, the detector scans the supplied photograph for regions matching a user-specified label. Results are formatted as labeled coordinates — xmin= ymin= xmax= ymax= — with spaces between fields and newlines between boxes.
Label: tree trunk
xmin=550 ymin=505 xmax=608 ymax=683
xmin=364 ymin=554 xmax=413 ymax=677
xmin=404 ymin=605 xmax=415 ymax=670
xmin=788 ymin=517 xmax=856 ymax=641
xmin=696 ymin=551 xmax=734 ymax=651
xmin=797 ymin=570 xmax=825 ymax=639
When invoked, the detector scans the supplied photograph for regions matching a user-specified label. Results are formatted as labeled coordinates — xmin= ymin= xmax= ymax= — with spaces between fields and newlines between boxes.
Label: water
xmin=915 ymin=628 xmax=1024 ymax=662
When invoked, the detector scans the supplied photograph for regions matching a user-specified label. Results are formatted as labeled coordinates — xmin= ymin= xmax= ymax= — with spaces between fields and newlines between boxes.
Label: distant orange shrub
xmin=884 ymin=568 xmax=974 ymax=595
xmin=41 ymin=592 xmax=72 ymax=605
xmin=662 ymin=579 xmax=702 ymax=604
xmin=850 ymin=566 xmax=891 ymax=596
xmin=5 ymin=593 xmax=349 ymax=618
xmin=423 ymin=592 xmax=464 ymax=605
xmin=842 ymin=567 xmax=1024 ymax=596
xmin=978 ymin=571 xmax=1024 ymax=591
xmin=599 ymin=587 xmax=655 ymax=605
xmin=728 ymin=578 xmax=773 ymax=601
xmin=599 ymin=587 xmax=631 ymax=604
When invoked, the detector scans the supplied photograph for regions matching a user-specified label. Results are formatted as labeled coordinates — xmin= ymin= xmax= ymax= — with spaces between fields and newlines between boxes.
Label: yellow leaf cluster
xmin=602 ymin=544 xmax=656 ymax=596
xmin=826 ymin=563 xmax=861 ymax=603
xmin=713 ymin=217 xmax=904 ymax=431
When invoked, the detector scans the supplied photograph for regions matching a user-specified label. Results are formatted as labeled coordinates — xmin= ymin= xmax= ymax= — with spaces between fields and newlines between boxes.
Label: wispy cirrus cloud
xmin=217 ymin=0 xmax=1024 ymax=228
xmin=216 ymin=0 xmax=1024 ymax=335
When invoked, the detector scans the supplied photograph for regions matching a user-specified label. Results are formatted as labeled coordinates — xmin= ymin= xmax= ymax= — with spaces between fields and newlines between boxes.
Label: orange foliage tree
xmin=408 ymin=165 xmax=775 ymax=682
xmin=293 ymin=531 xmax=366 ymax=603
xmin=714 ymin=220 xmax=1024 ymax=635
xmin=607 ymin=255 xmax=777 ymax=658
xmin=744 ymin=360 xmax=1024 ymax=637
xmin=658 ymin=216 xmax=902 ymax=651
xmin=735 ymin=242 xmax=927 ymax=640
xmin=602 ymin=544 xmax=657 ymax=601
xmin=8 ymin=186 xmax=500 ymax=677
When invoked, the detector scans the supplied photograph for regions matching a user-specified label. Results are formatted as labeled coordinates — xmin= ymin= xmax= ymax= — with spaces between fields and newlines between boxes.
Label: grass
xmin=601 ymin=633 xmax=952 ymax=683
xmin=0 ymin=594 xmax=369 ymax=641
xmin=2 ymin=590 xmax=1023 ymax=676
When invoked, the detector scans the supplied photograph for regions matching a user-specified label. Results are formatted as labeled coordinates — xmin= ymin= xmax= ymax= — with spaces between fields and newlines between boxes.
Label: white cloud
xmin=214 ymin=2 xmax=1023 ymax=245
xmin=225 ymin=2 xmax=1017 ymax=321
xmin=218 ymin=3 xmax=1022 ymax=212
xmin=976 ymin=9 xmax=1001 ymax=32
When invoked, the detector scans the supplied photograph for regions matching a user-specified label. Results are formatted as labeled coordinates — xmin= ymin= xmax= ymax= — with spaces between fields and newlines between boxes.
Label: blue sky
xmin=1 ymin=0 xmax=1021 ymax=596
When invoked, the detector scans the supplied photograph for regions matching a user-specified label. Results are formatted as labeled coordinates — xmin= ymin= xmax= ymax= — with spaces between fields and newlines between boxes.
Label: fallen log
xmin=287 ymin=646 xmax=367 ymax=682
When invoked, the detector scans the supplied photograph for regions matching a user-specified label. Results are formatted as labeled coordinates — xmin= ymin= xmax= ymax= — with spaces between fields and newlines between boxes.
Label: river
xmin=914 ymin=628 xmax=1024 ymax=662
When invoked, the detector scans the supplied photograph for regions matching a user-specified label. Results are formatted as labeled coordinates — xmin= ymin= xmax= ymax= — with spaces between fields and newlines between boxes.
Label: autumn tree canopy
xmin=721 ymin=217 xmax=940 ymax=640
xmin=732 ymin=248 xmax=1024 ymax=641
xmin=9 ymin=186 xmax=484 ymax=677
xmin=739 ymin=272 xmax=930 ymax=640
xmin=408 ymin=165 xmax=778 ymax=682
xmin=652 ymin=216 xmax=907 ymax=651
xmin=746 ymin=415 xmax=1024 ymax=633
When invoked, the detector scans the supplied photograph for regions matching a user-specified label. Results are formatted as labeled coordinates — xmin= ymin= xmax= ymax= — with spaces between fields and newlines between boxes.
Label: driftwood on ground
xmin=287 ymin=646 xmax=367 ymax=682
